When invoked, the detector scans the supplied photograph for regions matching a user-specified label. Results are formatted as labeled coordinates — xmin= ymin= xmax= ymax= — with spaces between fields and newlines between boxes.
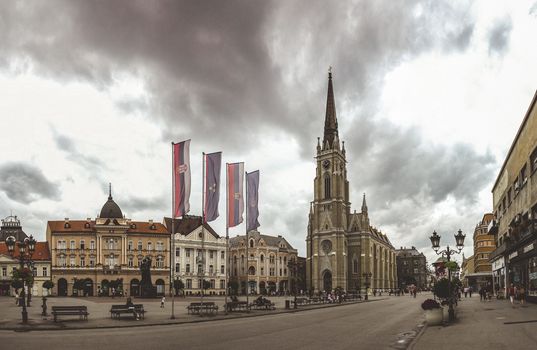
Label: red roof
xmin=0 ymin=242 xmax=51 ymax=261
xmin=48 ymin=220 xmax=169 ymax=235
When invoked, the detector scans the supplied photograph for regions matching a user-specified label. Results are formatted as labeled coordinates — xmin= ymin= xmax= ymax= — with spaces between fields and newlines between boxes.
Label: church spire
xmin=323 ymin=68 xmax=338 ymax=149
xmin=361 ymin=193 xmax=368 ymax=214
xmin=108 ymin=182 xmax=112 ymax=200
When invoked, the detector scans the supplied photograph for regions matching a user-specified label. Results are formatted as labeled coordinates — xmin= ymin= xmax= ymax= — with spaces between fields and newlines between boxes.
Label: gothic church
xmin=306 ymin=72 xmax=397 ymax=293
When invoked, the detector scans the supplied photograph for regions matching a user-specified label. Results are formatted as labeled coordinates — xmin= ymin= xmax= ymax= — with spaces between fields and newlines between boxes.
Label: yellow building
xmin=473 ymin=213 xmax=495 ymax=273
xmin=47 ymin=189 xmax=171 ymax=297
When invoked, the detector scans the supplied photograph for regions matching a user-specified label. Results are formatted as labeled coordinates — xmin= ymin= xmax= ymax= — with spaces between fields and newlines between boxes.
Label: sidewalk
xmin=0 ymin=295 xmax=376 ymax=331
xmin=411 ymin=296 xmax=537 ymax=349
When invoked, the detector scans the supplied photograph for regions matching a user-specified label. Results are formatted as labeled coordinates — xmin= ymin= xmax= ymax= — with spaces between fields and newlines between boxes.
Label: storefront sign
xmin=492 ymin=257 xmax=505 ymax=270
xmin=523 ymin=244 xmax=534 ymax=253
xmin=509 ymin=251 xmax=518 ymax=260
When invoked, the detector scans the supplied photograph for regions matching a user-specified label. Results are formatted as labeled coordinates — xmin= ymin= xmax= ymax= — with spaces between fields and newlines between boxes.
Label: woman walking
xmin=508 ymin=283 xmax=517 ymax=306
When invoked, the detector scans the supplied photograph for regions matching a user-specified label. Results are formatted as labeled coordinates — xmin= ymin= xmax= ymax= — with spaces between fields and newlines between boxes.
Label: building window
xmin=530 ymin=146 xmax=537 ymax=173
xmin=156 ymin=256 xmax=164 ymax=268
xmin=138 ymin=241 xmax=143 ymax=251
xmin=324 ymin=174 xmax=331 ymax=198
xmin=210 ymin=250 xmax=214 ymax=259
xmin=209 ymin=265 xmax=214 ymax=274
xmin=32 ymin=267 xmax=37 ymax=276
xmin=70 ymin=240 xmax=75 ymax=250
xmin=90 ymin=240 xmax=95 ymax=250
xmin=249 ymin=239 xmax=254 ymax=248
xmin=353 ymin=260 xmax=358 ymax=274
xmin=221 ymin=251 xmax=225 ymax=259
xmin=198 ymin=264 xmax=203 ymax=273
xmin=186 ymin=279 xmax=192 ymax=289
xmin=260 ymin=255 xmax=264 ymax=262
xmin=70 ymin=257 xmax=76 ymax=266
xmin=80 ymin=256 xmax=85 ymax=267
xmin=521 ymin=164 xmax=528 ymax=187
xmin=270 ymin=255 xmax=275 ymax=264
xmin=156 ymin=242 xmax=163 ymax=251
xmin=128 ymin=257 xmax=134 ymax=267
xmin=80 ymin=240 xmax=85 ymax=250
xmin=147 ymin=242 xmax=152 ymax=251
xmin=220 ymin=280 xmax=225 ymax=289
xmin=284 ymin=268 xmax=287 ymax=275
xmin=279 ymin=268 xmax=282 ymax=276
xmin=176 ymin=248 xmax=180 ymax=257
xmin=2 ymin=267 xmax=7 ymax=276
xmin=186 ymin=264 xmax=190 ymax=273
xmin=279 ymin=256 xmax=282 ymax=265
xmin=261 ymin=267 xmax=264 ymax=275
xmin=186 ymin=249 xmax=191 ymax=258
xmin=175 ymin=263 xmax=180 ymax=273
xmin=249 ymin=266 xmax=256 ymax=275
xmin=42 ymin=267 xmax=47 ymax=277
xmin=210 ymin=279 xmax=215 ymax=289
xmin=128 ymin=241 xmax=133 ymax=251
xmin=89 ymin=258 xmax=95 ymax=267
xmin=221 ymin=265 xmax=225 ymax=274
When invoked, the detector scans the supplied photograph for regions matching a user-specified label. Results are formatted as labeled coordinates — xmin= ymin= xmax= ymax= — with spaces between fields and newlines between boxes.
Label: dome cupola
xmin=99 ymin=183 xmax=123 ymax=219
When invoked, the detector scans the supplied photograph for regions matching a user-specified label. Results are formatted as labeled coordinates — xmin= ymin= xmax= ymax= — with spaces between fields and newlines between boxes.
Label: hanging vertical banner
xmin=246 ymin=170 xmax=260 ymax=232
xmin=227 ymin=162 xmax=244 ymax=228
xmin=204 ymin=152 xmax=222 ymax=222
xmin=173 ymin=140 xmax=191 ymax=218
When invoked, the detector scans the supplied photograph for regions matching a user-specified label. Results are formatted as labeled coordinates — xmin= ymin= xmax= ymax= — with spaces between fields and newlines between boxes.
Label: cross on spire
xmin=323 ymin=68 xmax=338 ymax=149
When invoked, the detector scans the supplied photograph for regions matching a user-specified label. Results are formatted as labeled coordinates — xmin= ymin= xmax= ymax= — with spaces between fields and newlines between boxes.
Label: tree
xmin=11 ymin=279 xmax=23 ymax=291
xmin=433 ymin=278 xmax=457 ymax=299
xmin=173 ymin=279 xmax=184 ymax=296
xmin=229 ymin=279 xmax=239 ymax=295
xmin=202 ymin=280 xmax=211 ymax=290
xmin=43 ymin=280 xmax=54 ymax=290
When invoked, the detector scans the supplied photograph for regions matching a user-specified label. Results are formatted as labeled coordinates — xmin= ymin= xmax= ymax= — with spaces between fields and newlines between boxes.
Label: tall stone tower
xmin=306 ymin=71 xmax=351 ymax=293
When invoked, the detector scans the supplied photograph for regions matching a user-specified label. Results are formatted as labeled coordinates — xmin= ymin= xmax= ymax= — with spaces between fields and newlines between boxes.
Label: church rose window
xmin=321 ymin=240 xmax=332 ymax=254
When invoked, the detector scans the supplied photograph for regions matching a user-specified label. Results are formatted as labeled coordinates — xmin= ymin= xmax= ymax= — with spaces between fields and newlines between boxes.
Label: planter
xmin=424 ymin=307 xmax=443 ymax=326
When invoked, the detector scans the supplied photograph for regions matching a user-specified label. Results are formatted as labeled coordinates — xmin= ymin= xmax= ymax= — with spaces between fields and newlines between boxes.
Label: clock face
xmin=322 ymin=160 xmax=330 ymax=169
xmin=321 ymin=240 xmax=332 ymax=254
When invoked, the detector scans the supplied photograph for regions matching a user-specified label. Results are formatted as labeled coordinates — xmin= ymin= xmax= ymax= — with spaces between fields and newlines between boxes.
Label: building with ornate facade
xmin=229 ymin=231 xmax=298 ymax=295
xmin=46 ymin=189 xmax=171 ymax=297
xmin=460 ymin=254 xmax=475 ymax=288
xmin=474 ymin=213 xmax=495 ymax=273
xmin=306 ymin=72 xmax=397 ymax=293
xmin=164 ymin=216 xmax=227 ymax=295
xmin=489 ymin=90 xmax=537 ymax=302
xmin=395 ymin=246 xmax=427 ymax=290
xmin=1 ymin=215 xmax=52 ymax=297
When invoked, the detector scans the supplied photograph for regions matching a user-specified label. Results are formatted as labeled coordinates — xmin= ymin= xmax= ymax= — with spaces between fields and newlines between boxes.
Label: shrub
xmin=421 ymin=299 xmax=441 ymax=310
xmin=43 ymin=280 xmax=54 ymax=290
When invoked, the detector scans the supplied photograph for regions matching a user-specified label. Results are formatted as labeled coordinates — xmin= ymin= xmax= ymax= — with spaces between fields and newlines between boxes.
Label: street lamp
xmin=429 ymin=229 xmax=465 ymax=323
xmin=5 ymin=235 xmax=37 ymax=324
xmin=362 ymin=272 xmax=372 ymax=301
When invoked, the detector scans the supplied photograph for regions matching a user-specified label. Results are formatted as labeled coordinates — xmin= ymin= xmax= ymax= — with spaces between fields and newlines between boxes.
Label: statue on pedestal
xmin=140 ymin=256 xmax=156 ymax=298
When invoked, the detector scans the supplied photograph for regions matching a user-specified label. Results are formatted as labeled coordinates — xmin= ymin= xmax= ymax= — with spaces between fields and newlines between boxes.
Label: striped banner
xmin=227 ymin=162 xmax=244 ymax=228
xmin=173 ymin=140 xmax=191 ymax=218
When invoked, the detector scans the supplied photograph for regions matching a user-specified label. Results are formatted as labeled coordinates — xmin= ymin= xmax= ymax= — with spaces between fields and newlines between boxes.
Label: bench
xmin=249 ymin=298 xmax=275 ymax=310
xmin=186 ymin=302 xmax=219 ymax=315
xmin=110 ymin=304 xmax=146 ymax=320
xmin=225 ymin=301 xmax=250 ymax=312
xmin=290 ymin=297 xmax=311 ymax=307
xmin=51 ymin=306 xmax=89 ymax=322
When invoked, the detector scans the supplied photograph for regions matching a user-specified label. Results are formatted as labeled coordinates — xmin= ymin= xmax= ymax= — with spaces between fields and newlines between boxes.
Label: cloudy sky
xmin=1 ymin=0 xmax=536 ymax=265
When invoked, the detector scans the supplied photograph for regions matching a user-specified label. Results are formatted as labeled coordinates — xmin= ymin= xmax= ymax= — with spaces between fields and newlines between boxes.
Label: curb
xmin=2 ymin=298 xmax=385 ymax=332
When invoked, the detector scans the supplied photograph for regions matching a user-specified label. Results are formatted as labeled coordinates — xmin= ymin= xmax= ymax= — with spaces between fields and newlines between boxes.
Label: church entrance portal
xmin=323 ymin=270 xmax=332 ymax=292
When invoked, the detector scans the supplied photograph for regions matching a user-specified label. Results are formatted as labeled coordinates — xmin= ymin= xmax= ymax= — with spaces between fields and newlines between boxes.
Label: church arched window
xmin=324 ymin=174 xmax=331 ymax=198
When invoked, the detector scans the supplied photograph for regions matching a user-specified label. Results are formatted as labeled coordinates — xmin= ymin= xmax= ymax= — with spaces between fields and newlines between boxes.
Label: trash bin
xmin=285 ymin=300 xmax=290 ymax=309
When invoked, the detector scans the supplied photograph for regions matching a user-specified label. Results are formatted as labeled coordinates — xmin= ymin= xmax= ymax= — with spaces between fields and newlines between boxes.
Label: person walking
xmin=519 ymin=284 xmax=526 ymax=305
xmin=469 ymin=288 xmax=473 ymax=298
xmin=160 ymin=295 xmax=166 ymax=308
xmin=508 ymin=283 xmax=517 ymax=306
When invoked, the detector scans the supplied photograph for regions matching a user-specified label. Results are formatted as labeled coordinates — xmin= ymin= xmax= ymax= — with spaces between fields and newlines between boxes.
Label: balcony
xmin=103 ymin=265 xmax=122 ymax=274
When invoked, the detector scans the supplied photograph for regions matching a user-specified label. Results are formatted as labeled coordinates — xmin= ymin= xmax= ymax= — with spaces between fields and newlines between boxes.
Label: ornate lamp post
xmin=5 ymin=235 xmax=37 ymax=324
xmin=362 ymin=272 xmax=372 ymax=301
xmin=429 ymin=229 xmax=465 ymax=322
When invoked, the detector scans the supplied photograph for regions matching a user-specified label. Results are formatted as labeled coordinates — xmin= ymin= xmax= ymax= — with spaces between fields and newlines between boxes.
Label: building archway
xmin=322 ymin=270 xmax=332 ymax=292
xmin=155 ymin=279 xmax=165 ymax=296
xmin=130 ymin=279 xmax=140 ymax=297
xmin=84 ymin=278 xmax=93 ymax=297
xmin=57 ymin=278 xmax=68 ymax=296
xmin=101 ymin=279 xmax=109 ymax=296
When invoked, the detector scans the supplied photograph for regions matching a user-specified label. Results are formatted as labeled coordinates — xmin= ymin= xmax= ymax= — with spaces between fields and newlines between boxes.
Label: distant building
xmin=474 ymin=213 xmax=495 ymax=273
xmin=47 ymin=188 xmax=171 ymax=297
xmin=229 ymin=231 xmax=298 ymax=295
xmin=460 ymin=254 xmax=475 ymax=287
xmin=489 ymin=90 xmax=537 ymax=302
xmin=0 ymin=215 xmax=29 ymax=242
xmin=395 ymin=246 xmax=427 ymax=290
xmin=164 ymin=216 xmax=227 ymax=296
xmin=0 ymin=241 xmax=51 ymax=297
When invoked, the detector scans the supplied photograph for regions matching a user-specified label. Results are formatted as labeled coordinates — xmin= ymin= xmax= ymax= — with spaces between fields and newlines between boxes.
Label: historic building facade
xmin=47 ymin=189 xmax=171 ymax=297
xmin=474 ymin=213 xmax=495 ymax=273
xmin=229 ymin=231 xmax=298 ymax=295
xmin=489 ymin=90 xmax=537 ymax=301
xmin=395 ymin=246 xmax=428 ymax=290
xmin=164 ymin=216 xmax=227 ymax=295
xmin=306 ymin=72 xmax=397 ymax=293
xmin=1 ymin=215 xmax=52 ymax=297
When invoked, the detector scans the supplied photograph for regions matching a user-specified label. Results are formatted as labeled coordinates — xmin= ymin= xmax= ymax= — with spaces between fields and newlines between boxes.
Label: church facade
xmin=306 ymin=72 xmax=397 ymax=293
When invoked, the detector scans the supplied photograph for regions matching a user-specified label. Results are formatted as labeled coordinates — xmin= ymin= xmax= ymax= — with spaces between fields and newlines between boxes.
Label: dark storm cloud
xmin=0 ymin=162 xmax=60 ymax=203
xmin=122 ymin=194 xmax=168 ymax=213
xmin=51 ymin=128 xmax=106 ymax=172
xmin=487 ymin=17 xmax=513 ymax=56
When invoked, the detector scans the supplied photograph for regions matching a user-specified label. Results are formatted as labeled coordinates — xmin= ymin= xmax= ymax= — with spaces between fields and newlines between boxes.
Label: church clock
xmin=322 ymin=159 xmax=330 ymax=169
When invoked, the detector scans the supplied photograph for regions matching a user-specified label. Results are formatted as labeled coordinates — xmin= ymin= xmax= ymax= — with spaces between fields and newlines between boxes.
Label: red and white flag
xmin=227 ymin=162 xmax=244 ymax=228
xmin=173 ymin=140 xmax=191 ymax=218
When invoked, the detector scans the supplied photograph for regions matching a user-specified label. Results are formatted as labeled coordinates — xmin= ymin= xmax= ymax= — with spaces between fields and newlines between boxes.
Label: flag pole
xmin=245 ymin=171 xmax=249 ymax=309
xmin=201 ymin=152 xmax=205 ymax=312
xmin=171 ymin=142 xmax=175 ymax=319
xmin=225 ymin=163 xmax=229 ymax=315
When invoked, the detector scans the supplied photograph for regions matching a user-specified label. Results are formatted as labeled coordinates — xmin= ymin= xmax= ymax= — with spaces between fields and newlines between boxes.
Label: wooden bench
xmin=225 ymin=301 xmax=250 ymax=312
xmin=291 ymin=297 xmax=311 ymax=307
xmin=51 ymin=306 xmax=89 ymax=322
xmin=110 ymin=304 xmax=145 ymax=320
xmin=186 ymin=302 xmax=219 ymax=315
